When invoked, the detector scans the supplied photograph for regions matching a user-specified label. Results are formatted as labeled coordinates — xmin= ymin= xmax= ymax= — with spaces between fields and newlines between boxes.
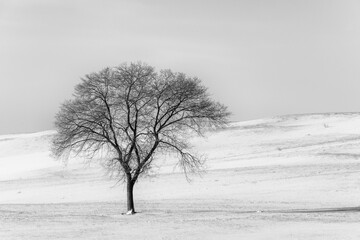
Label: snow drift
xmin=1 ymin=113 xmax=359 ymax=239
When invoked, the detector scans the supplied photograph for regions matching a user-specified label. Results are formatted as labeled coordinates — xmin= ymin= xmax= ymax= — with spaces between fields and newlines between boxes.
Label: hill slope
xmin=1 ymin=113 xmax=359 ymax=239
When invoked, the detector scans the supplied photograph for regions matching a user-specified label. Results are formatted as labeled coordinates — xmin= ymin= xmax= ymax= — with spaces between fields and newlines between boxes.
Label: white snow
xmin=0 ymin=113 xmax=359 ymax=239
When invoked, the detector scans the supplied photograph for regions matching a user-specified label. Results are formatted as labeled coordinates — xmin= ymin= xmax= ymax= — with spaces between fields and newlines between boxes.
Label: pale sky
xmin=1 ymin=0 xmax=360 ymax=134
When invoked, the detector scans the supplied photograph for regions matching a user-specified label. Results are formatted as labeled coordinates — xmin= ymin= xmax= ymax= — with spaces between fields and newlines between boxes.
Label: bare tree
xmin=52 ymin=62 xmax=230 ymax=214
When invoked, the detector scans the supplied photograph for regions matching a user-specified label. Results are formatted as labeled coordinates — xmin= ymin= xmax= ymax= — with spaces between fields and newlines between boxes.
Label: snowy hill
xmin=1 ymin=113 xmax=360 ymax=239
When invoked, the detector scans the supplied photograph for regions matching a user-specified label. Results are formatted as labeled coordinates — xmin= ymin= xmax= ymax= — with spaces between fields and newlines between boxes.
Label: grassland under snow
xmin=0 ymin=113 xmax=359 ymax=239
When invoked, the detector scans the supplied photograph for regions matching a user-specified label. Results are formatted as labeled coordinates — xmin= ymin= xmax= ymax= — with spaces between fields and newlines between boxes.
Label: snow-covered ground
xmin=1 ymin=113 xmax=360 ymax=239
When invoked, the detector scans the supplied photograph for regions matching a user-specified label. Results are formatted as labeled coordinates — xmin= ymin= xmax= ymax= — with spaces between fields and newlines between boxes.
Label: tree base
xmin=125 ymin=209 xmax=136 ymax=215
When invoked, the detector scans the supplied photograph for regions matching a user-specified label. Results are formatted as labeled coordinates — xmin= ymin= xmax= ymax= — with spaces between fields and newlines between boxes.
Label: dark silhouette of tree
xmin=52 ymin=62 xmax=230 ymax=214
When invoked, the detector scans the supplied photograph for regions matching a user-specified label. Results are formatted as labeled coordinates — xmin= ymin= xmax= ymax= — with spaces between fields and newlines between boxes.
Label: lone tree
xmin=52 ymin=62 xmax=230 ymax=214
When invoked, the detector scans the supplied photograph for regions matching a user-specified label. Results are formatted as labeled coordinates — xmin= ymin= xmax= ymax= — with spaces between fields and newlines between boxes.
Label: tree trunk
xmin=126 ymin=175 xmax=135 ymax=214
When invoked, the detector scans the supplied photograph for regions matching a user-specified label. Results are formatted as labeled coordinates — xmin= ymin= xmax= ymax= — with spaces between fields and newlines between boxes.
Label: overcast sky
xmin=1 ymin=0 xmax=360 ymax=134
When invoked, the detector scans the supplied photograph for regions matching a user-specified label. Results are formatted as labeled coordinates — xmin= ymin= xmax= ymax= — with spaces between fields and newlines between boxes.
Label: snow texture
xmin=0 ymin=113 xmax=359 ymax=239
